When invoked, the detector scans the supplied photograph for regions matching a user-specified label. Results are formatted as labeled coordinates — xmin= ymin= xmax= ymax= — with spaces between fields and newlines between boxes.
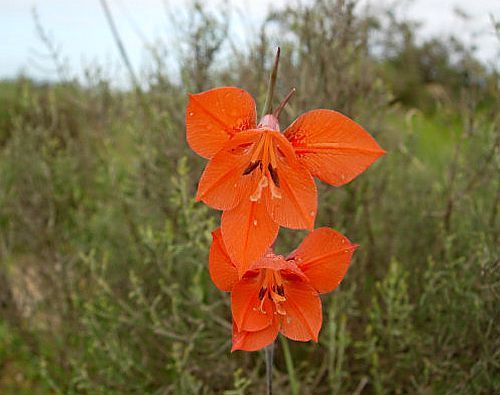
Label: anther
xmin=243 ymin=160 xmax=261 ymax=175
xmin=268 ymin=164 xmax=280 ymax=187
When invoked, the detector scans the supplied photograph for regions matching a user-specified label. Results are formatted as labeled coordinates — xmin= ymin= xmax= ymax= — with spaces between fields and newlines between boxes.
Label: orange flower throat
xmin=257 ymin=268 xmax=286 ymax=315
xmin=242 ymin=132 xmax=282 ymax=201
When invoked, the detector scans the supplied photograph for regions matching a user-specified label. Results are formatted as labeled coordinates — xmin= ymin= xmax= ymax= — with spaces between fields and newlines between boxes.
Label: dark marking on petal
xmin=277 ymin=285 xmax=285 ymax=297
xmin=258 ymin=287 xmax=267 ymax=300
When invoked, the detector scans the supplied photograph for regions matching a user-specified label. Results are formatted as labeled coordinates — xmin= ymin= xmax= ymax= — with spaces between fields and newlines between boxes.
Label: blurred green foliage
xmin=0 ymin=1 xmax=498 ymax=394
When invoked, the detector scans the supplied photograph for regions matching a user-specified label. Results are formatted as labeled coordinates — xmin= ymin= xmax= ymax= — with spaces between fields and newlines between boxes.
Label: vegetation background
xmin=0 ymin=0 xmax=498 ymax=393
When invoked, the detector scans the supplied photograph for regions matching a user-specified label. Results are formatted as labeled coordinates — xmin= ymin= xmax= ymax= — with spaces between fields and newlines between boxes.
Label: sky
xmin=1 ymin=0 xmax=499 ymax=84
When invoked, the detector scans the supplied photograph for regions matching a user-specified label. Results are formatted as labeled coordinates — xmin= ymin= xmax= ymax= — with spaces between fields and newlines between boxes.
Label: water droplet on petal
xmin=309 ymin=211 xmax=315 ymax=217
xmin=189 ymin=112 xmax=194 ymax=116
xmin=253 ymin=219 xmax=258 ymax=226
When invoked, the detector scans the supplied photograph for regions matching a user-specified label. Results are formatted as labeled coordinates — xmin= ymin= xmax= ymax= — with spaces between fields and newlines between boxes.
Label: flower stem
xmin=279 ymin=336 xmax=300 ymax=395
xmin=273 ymin=88 xmax=296 ymax=119
xmin=265 ymin=342 xmax=275 ymax=395
xmin=261 ymin=47 xmax=281 ymax=118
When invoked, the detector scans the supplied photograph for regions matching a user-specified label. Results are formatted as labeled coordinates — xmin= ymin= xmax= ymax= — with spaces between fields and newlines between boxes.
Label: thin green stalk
xmin=273 ymin=88 xmax=296 ymax=119
xmin=99 ymin=0 xmax=140 ymax=90
xmin=279 ymin=336 xmax=300 ymax=395
xmin=261 ymin=47 xmax=281 ymax=118
xmin=265 ymin=342 xmax=275 ymax=395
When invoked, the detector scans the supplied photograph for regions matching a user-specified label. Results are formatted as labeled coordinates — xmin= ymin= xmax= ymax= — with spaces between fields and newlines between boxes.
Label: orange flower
xmin=187 ymin=86 xmax=383 ymax=273
xmin=209 ymin=226 xmax=357 ymax=352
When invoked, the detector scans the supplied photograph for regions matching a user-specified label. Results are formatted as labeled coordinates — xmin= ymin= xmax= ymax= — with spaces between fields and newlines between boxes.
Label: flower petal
xmin=231 ymin=320 xmax=279 ymax=352
xmin=287 ymin=227 xmax=357 ymax=294
xmin=265 ymin=133 xmax=317 ymax=230
xmin=231 ymin=275 xmax=274 ymax=332
xmin=221 ymin=198 xmax=279 ymax=275
xmin=284 ymin=109 xmax=385 ymax=186
xmin=208 ymin=228 xmax=238 ymax=292
xmin=196 ymin=131 xmax=260 ymax=210
xmin=186 ymin=87 xmax=257 ymax=159
xmin=280 ymin=280 xmax=322 ymax=342
xmin=249 ymin=253 xmax=306 ymax=280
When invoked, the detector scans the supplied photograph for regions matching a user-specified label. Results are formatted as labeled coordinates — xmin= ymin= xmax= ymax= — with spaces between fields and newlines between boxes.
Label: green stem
xmin=265 ymin=342 xmax=275 ymax=395
xmin=273 ymin=88 xmax=296 ymax=119
xmin=261 ymin=47 xmax=281 ymax=118
xmin=280 ymin=336 xmax=300 ymax=395
xmin=99 ymin=0 xmax=140 ymax=89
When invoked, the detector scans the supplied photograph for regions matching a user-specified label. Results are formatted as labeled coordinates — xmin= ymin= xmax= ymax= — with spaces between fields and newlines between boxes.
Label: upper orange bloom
xmin=209 ymin=226 xmax=357 ymax=352
xmin=187 ymin=87 xmax=384 ymax=272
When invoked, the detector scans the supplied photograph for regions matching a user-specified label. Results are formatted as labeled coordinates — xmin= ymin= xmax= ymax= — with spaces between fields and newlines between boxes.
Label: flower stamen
xmin=257 ymin=269 xmax=287 ymax=316
xmin=250 ymin=176 xmax=268 ymax=201
xmin=267 ymin=164 xmax=280 ymax=187
xmin=249 ymin=135 xmax=266 ymax=164
xmin=243 ymin=160 xmax=261 ymax=175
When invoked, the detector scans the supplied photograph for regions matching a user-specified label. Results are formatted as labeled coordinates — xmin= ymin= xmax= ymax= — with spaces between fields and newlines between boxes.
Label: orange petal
xmin=208 ymin=228 xmax=238 ymax=292
xmin=221 ymin=198 xmax=279 ymax=275
xmin=186 ymin=87 xmax=257 ymax=159
xmin=231 ymin=319 xmax=279 ymax=352
xmin=280 ymin=280 xmax=322 ymax=342
xmin=250 ymin=253 xmax=306 ymax=280
xmin=284 ymin=109 xmax=385 ymax=186
xmin=287 ymin=227 xmax=357 ymax=294
xmin=265 ymin=133 xmax=317 ymax=230
xmin=196 ymin=131 xmax=260 ymax=210
xmin=287 ymin=228 xmax=358 ymax=293
xmin=231 ymin=274 xmax=274 ymax=332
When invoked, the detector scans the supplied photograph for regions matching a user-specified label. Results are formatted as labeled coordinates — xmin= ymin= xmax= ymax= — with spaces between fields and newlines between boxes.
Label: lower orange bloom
xmin=209 ymin=227 xmax=357 ymax=352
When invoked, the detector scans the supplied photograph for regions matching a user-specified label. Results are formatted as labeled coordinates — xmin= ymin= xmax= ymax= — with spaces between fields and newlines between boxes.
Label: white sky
xmin=1 ymin=0 xmax=499 ymax=83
